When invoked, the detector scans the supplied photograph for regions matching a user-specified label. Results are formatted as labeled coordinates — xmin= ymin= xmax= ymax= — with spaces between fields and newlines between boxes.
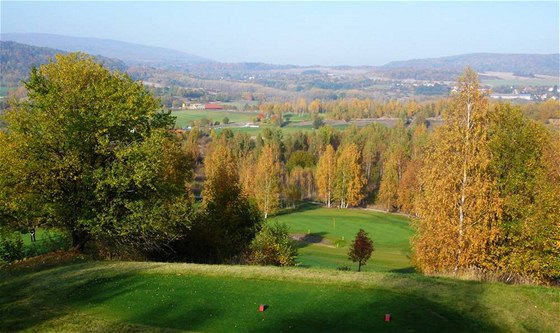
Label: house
xmin=187 ymin=103 xmax=205 ymax=110
xmin=204 ymin=103 xmax=224 ymax=110
xmin=490 ymin=93 xmax=532 ymax=101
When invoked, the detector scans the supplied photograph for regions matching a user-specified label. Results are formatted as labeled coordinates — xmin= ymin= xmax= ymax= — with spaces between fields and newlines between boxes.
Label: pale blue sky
xmin=1 ymin=1 xmax=559 ymax=66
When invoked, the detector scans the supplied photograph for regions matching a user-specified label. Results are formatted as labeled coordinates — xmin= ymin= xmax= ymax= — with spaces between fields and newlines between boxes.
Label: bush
xmin=312 ymin=116 xmax=325 ymax=129
xmin=249 ymin=222 xmax=297 ymax=266
xmin=222 ymin=117 xmax=230 ymax=125
xmin=0 ymin=229 xmax=24 ymax=263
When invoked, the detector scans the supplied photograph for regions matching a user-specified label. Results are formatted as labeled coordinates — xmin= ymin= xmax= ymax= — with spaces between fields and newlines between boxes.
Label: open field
xmin=273 ymin=204 xmax=413 ymax=272
xmin=1 ymin=260 xmax=558 ymax=332
xmin=172 ymin=110 xmax=259 ymax=128
xmin=480 ymin=72 xmax=559 ymax=87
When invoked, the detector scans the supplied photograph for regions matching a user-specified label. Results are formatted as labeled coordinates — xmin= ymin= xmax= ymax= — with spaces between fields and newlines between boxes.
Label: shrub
xmin=0 ymin=229 xmax=24 ymax=263
xmin=249 ymin=222 xmax=297 ymax=266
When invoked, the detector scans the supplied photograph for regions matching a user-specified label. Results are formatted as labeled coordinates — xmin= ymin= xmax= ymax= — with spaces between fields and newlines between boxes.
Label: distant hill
xmin=0 ymin=33 xmax=211 ymax=66
xmin=0 ymin=41 xmax=127 ymax=87
xmin=382 ymin=53 xmax=560 ymax=78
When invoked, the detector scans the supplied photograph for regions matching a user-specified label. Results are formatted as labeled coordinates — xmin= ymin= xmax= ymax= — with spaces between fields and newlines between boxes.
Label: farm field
xmin=272 ymin=204 xmax=413 ymax=272
xmin=2 ymin=260 xmax=558 ymax=333
xmin=480 ymin=72 xmax=559 ymax=87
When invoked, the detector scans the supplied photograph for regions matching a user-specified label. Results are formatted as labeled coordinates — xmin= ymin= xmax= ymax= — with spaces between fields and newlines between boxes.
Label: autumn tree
xmin=397 ymin=124 xmax=428 ymax=214
xmin=377 ymin=122 xmax=410 ymax=211
xmin=413 ymin=68 xmax=501 ymax=274
xmin=189 ymin=140 xmax=261 ymax=263
xmin=348 ymin=229 xmax=374 ymax=272
xmin=0 ymin=53 xmax=192 ymax=253
xmin=487 ymin=104 xmax=560 ymax=283
xmin=254 ymin=144 xmax=281 ymax=218
xmin=315 ymin=145 xmax=337 ymax=207
xmin=335 ymin=144 xmax=365 ymax=208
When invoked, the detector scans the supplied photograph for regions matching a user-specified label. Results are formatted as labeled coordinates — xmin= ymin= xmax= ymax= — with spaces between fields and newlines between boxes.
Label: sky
xmin=1 ymin=1 xmax=559 ymax=66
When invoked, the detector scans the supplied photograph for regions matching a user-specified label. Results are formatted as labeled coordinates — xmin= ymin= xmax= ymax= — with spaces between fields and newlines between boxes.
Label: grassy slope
xmin=272 ymin=205 xmax=413 ymax=272
xmin=1 ymin=261 xmax=558 ymax=333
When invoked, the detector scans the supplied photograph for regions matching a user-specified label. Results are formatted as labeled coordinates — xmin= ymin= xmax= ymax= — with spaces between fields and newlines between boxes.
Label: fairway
xmin=2 ymin=261 xmax=558 ymax=333
xmin=173 ymin=110 xmax=259 ymax=128
xmin=273 ymin=205 xmax=413 ymax=272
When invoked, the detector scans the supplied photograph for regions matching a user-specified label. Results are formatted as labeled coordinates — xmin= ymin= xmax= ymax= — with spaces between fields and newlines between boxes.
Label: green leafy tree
xmin=348 ymin=229 xmax=374 ymax=271
xmin=0 ymin=53 xmax=192 ymax=253
xmin=488 ymin=104 xmax=560 ymax=283
xmin=249 ymin=222 xmax=297 ymax=266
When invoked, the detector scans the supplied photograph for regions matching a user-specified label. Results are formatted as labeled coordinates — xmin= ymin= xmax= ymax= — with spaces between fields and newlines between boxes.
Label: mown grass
xmin=172 ymin=110 xmax=346 ymax=135
xmin=1 ymin=227 xmax=70 ymax=265
xmin=272 ymin=204 xmax=413 ymax=272
xmin=1 ymin=260 xmax=558 ymax=332
xmin=173 ymin=110 xmax=258 ymax=128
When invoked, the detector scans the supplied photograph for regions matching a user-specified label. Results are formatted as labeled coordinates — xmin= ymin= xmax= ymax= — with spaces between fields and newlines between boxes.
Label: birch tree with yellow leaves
xmin=335 ymin=143 xmax=365 ymax=208
xmin=413 ymin=68 xmax=501 ymax=274
xmin=254 ymin=144 xmax=281 ymax=219
xmin=315 ymin=145 xmax=337 ymax=208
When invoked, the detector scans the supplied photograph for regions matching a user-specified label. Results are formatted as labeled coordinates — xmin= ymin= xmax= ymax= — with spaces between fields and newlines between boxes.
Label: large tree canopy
xmin=0 ymin=53 xmax=192 ymax=252
xmin=412 ymin=68 xmax=560 ymax=284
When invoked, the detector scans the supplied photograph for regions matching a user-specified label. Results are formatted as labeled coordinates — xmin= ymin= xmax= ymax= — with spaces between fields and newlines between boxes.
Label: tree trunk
xmin=455 ymin=99 xmax=472 ymax=274
xmin=72 ymin=229 xmax=90 ymax=252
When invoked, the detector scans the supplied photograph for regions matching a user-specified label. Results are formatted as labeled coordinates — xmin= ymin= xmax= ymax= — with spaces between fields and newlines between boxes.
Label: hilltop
xmin=0 ymin=33 xmax=210 ymax=67
xmin=381 ymin=53 xmax=560 ymax=79
xmin=0 ymin=41 xmax=127 ymax=87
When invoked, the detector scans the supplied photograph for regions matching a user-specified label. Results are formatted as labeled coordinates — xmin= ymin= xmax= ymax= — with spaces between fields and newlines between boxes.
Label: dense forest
xmin=1 ymin=54 xmax=559 ymax=284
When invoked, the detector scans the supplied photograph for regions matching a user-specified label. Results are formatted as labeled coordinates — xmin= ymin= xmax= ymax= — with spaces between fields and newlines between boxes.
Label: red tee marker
xmin=385 ymin=314 xmax=391 ymax=322
xmin=259 ymin=304 xmax=268 ymax=312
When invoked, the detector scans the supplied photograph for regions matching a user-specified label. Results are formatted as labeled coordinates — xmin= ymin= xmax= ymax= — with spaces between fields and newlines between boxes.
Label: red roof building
xmin=204 ymin=103 xmax=224 ymax=110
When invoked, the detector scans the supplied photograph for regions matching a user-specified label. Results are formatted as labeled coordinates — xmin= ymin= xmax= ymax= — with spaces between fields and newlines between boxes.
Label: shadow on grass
xmin=273 ymin=201 xmax=322 ymax=217
xmin=292 ymin=232 xmax=329 ymax=250
xmin=250 ymin=277 xmax=500 ymax=333
xmin=0 ymin=264 xmax=219 ymax=332
xmin=0 ymin=264 xmax=137 ymax=332
xmin=390 ymin=266 xmax=416 ymax=274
